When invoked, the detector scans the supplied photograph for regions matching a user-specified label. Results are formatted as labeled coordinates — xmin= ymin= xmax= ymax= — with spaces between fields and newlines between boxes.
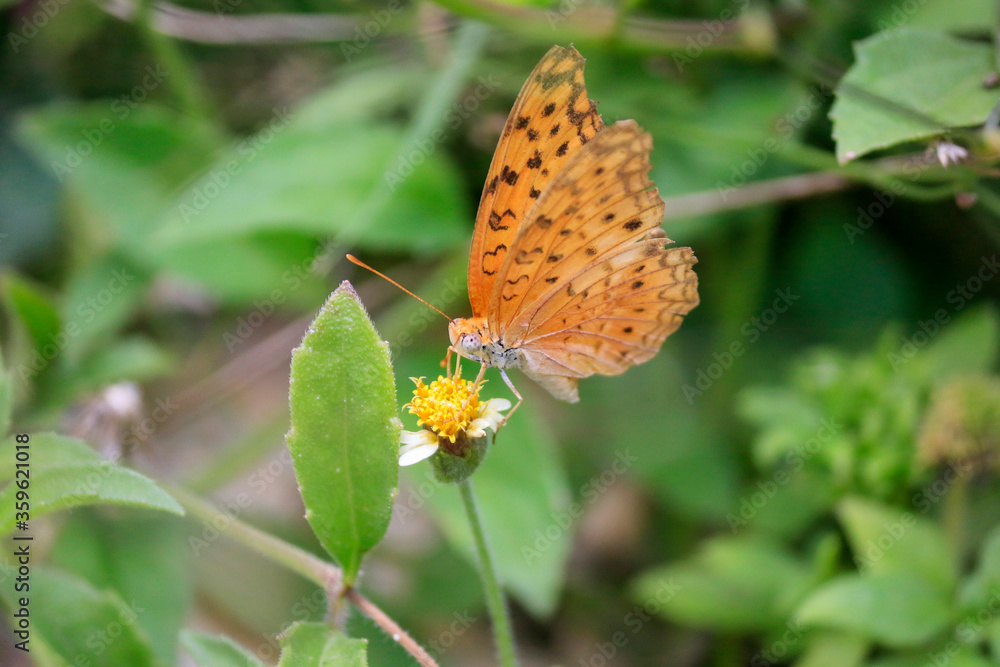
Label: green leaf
xmin=418 ymin=400 xmax=571 ymax=618
xmin=287 ymin=282 xmax=398 ymax=583
xmin=796 ymin=572 xmax=951 ymax=647
xmin=915 ymin=303 xmax=1000 ymax=382
xmin=1 ymin=273 xmax=61 ymax=353
xmin=318 ymin=635 xmax=369 ymax=666
xmin=867 ymin=648 xmax=994 ymax=667
xmin=0 ymin=344 xmax=12 ymax=436
xmin=632 ymin=536 xmax=811 ymax=632
xmin=906 ymin=0 xmax=996 ymax=32
xmin=181 ymin=631 xmax=266 ymax=667
xmin=0 ymin=565 xmax=157 ymax=667
xmin=15 ymin=103 xmax=337 ymax=305
xmin=277 ymin=622 xmax=368 ymax=667
xmin=57 ymin=255 xmax=150 ymax=366
xmin=50 ymin=513 xmax=191 ymax=665
xmin=15 ymin=104 xmax=221 ymax=263
xmin=0 ymin=432 xmax=102 ymax=483
xmin=156 ymin=231 xmax=333 ymax=306
xmin=1 ymin=273 xmax=61 ymax=384
xmin=960 ymin=524 xmax=1000 ymax=610
xmin=154 ymin=121 xmax=466 ymax=255
xmin=831 ymin=29 xmax=997 ymax=163
xmin=0 ymin=434 xmax=183 ymax=534
xmin=794 ymin=631 xmax=868 ymax=667
xmin=592 ymin=355 xmax=739 ymax=520
xmin=837 ymin=496 xmax=954 ymax=592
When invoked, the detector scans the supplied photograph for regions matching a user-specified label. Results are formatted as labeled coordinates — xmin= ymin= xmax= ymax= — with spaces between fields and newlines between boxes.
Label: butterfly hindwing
xmin=468 ymin=45 xmax=604 ymax=318
xmin=519 ymin=241 xmax=698 ymax=377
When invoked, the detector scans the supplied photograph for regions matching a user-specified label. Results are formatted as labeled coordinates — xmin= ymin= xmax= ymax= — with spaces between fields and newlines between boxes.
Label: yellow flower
xmin=398 ymin=376 xmax=510 ymax=467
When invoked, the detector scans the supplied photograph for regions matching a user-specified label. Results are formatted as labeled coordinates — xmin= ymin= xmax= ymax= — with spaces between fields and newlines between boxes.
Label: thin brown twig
xmin=345 ymin=587 xmax=440 ymax=667
xmin=662 ymin=170 xmax=853 ymax=220
xmin=98 ymin=0 xmax=361 ymax=43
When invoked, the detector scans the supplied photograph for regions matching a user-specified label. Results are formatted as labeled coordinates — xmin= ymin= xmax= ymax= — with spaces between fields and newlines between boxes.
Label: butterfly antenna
xmin=346 ymin=254 xmax=452 ymax=321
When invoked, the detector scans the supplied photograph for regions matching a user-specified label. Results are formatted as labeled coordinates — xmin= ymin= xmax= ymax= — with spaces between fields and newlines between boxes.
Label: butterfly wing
xmin=489 ymin=120 xmax=699 ymax=401
xmin=467 ymin=45 xmax=604 ymax=318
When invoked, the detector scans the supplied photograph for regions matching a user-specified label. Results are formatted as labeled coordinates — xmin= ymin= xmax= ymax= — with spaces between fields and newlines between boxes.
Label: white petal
xmin=399 ymin=441 xmax=439 ymax=466
xmin=485 ymin=398 xmax=511 ymax=412
xmin=400 ymin=429 xmax=436 ymax=446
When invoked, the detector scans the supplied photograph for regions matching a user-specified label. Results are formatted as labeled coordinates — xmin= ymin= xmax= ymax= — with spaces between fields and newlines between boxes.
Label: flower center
xmin=406 ymin=376 xmax=482 ymax=443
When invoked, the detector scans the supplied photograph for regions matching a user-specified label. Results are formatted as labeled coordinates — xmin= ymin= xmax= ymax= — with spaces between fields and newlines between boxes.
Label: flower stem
xmin=459 ymin=478 xmax=518 ymax=667
xmin=168 ymin=485 xmax=439 ymax=667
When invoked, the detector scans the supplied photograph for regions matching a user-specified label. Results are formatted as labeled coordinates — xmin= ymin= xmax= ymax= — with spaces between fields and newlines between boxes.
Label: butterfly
xmin=447 ymin=45 xmax=699 ymax=409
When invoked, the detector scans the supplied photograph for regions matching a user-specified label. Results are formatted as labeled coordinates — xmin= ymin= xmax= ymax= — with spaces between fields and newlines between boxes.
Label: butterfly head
xmin=448 ymin=317 xmax=487 ymax=362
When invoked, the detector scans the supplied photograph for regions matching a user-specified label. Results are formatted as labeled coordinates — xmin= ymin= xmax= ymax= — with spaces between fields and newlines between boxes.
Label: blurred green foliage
xmin=1 ymin=0 xmax=1000 ymax=664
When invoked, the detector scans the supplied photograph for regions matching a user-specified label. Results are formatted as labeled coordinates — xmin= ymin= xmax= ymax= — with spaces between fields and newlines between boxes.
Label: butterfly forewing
xmin=468 ymin=45 xmax=604 ymax=318
xmin=490 ymin=121 xmax=666 ymax=338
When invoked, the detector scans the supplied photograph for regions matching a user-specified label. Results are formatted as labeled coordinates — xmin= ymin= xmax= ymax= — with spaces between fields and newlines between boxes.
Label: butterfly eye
xmin=461 ymin=333 xmax=482 ymax=354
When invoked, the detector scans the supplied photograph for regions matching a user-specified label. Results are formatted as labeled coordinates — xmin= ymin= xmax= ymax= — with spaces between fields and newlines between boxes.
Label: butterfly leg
xmin=497 ymin=369 xmax=523 ymax=428
xmin=444 ymin=346 xmax=455 ymax=377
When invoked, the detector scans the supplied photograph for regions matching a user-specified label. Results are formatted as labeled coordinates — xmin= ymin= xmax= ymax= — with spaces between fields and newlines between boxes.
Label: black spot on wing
xmin=501 ymin=165 xmax=519 ymax=186
xmin=488 ymin=210 xmax=508 ymax=231
xmin=481 ymin=243 xmax=506 ymax=275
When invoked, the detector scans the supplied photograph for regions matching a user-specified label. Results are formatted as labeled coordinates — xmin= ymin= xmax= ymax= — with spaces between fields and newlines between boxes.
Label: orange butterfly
xmin=448 ymin=45 xmax=699 ymax=409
